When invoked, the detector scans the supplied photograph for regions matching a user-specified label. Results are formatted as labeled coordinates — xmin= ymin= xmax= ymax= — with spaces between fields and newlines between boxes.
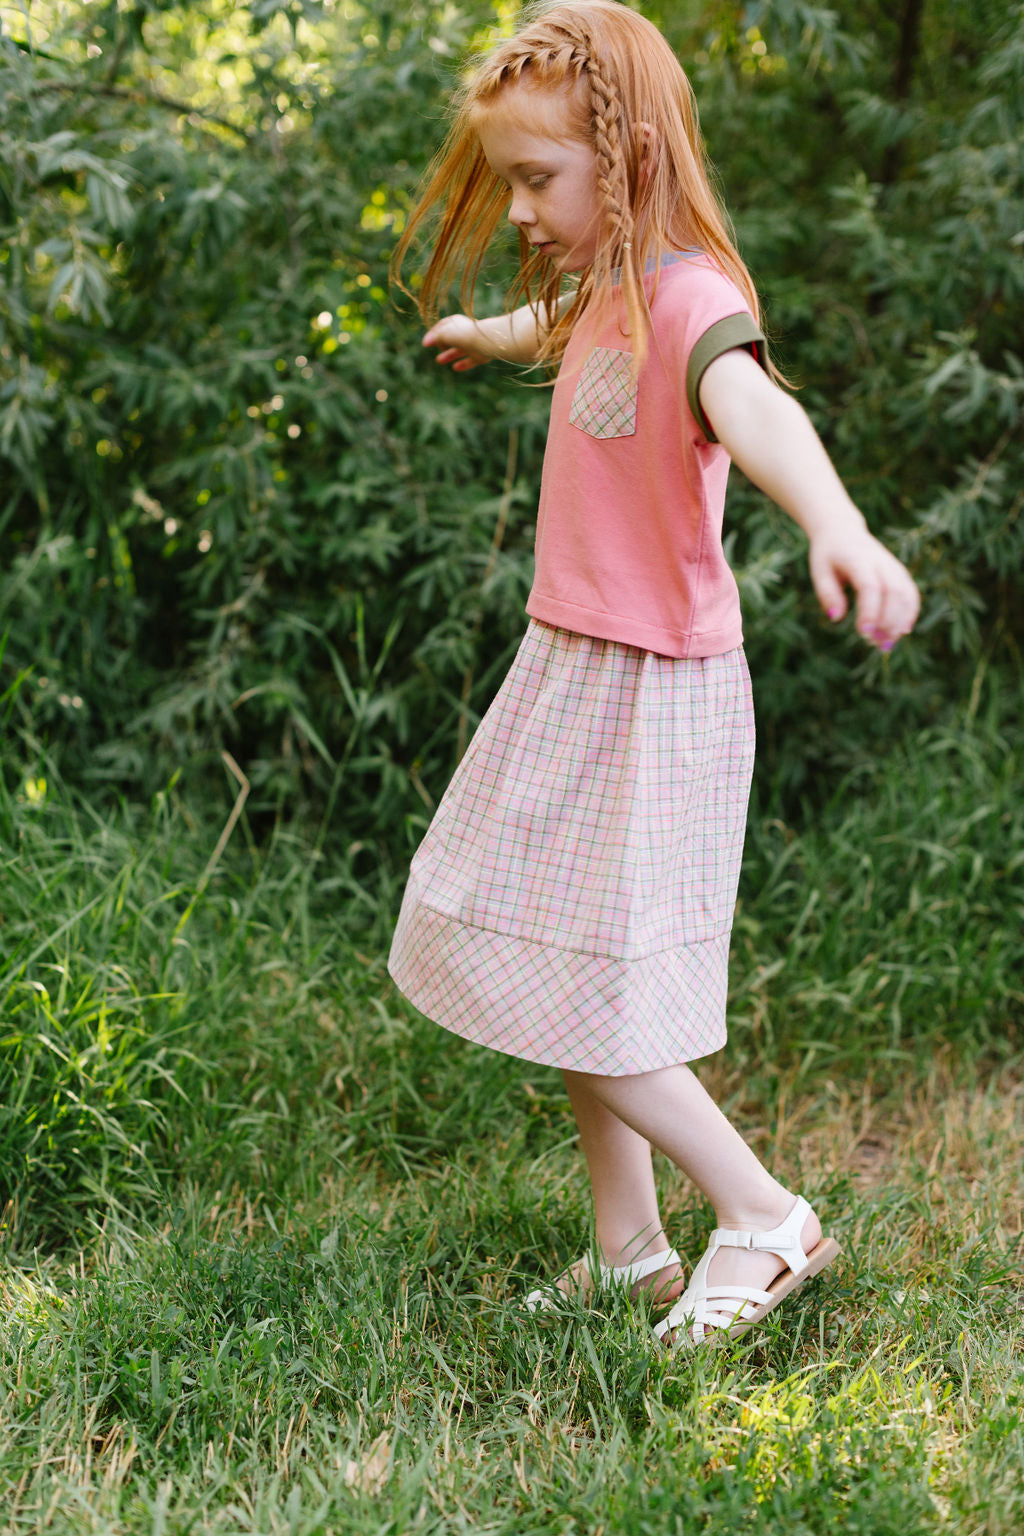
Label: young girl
xmin=388 ymin=0 xmax=920 ymax=1347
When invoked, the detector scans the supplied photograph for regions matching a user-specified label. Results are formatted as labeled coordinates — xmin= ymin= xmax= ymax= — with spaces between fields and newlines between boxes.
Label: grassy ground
xmin=1 ymin=704 xmax=1022 ymax=1534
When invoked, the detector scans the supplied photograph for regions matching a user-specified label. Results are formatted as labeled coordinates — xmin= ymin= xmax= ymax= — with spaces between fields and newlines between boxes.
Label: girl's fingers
xmin=432 ymin=346 xmax=480 ymax=369
xmin=811 ymin=540 xmax=920 ymax=649
xmin=423 ymin=316 xmax=486 ymax=369
xmin=810 ymin=558 xmax=848 ymax=622
xmin=854 ymin=577 xmax=884 ymax=639
xmin=854 ymin=563 xmax=920 ymax=649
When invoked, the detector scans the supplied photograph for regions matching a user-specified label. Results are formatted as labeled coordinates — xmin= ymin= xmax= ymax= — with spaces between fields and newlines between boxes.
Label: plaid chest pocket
xmin=568 ymin=347 xmax=637 ymax=440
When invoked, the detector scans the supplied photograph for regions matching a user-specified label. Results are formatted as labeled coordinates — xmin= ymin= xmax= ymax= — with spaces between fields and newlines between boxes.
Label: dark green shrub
xmin=1 ymin=1 xmax=1021 ymax=852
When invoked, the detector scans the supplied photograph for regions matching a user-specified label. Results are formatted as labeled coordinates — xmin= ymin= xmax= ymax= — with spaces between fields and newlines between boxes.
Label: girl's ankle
xmin=714 ymin=1189 xmax=799 ymax=1232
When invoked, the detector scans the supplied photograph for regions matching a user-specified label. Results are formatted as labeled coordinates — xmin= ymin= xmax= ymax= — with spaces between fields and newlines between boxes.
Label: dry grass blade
xmin=196 ymin=753 xmax=251 ymax=896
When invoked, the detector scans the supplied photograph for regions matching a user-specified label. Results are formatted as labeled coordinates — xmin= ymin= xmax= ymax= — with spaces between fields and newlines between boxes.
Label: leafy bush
xmin=0 ymin=1 xmax=546 ymax=842
xmin=1 ymin=0 xmax=1021 ymax=853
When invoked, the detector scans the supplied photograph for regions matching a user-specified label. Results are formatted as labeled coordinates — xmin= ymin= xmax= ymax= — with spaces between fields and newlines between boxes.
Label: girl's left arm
xmin=699 ymin=348 xmax=920 ymax=650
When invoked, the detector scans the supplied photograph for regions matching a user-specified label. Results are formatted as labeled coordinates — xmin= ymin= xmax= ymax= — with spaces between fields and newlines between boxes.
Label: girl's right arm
xmin=699 ymin=348 xmax=920 ymax=650
xmin=423 ymin=303 xmax=553 ymax=370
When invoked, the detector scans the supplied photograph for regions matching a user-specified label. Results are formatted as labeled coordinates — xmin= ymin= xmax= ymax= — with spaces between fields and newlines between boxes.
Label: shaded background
xmin=2 ymin=0 xmax=1021 ymax=864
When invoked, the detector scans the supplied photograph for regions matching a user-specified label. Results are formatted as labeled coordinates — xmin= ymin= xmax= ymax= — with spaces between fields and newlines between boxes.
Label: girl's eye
xmin=527 ymin=175 xmax=551 ymax=189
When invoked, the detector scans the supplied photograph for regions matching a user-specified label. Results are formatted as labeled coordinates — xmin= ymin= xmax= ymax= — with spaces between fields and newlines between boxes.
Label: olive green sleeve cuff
xmin=686 ymin=313 xmax=768 ymax=443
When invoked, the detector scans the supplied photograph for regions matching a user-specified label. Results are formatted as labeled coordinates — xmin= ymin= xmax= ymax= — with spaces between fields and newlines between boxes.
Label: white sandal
xmin=652 ymin=1196 xmax=840 ymax=1348
xmin=526 ymin=1245 xmax=682 ymax=1314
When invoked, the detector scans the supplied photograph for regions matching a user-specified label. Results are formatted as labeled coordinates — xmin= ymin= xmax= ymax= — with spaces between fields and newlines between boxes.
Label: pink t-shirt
xmin=526 ymin=253 xmax=766 ymax=658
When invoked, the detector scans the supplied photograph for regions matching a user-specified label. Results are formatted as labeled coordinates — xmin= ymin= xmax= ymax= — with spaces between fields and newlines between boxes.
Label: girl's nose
xmin=507 ymin=190 xmax=535 ymax=230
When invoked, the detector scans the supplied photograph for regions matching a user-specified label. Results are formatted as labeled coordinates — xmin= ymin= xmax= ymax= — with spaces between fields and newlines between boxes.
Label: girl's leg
xmin=560 ymin=1072 xmax=685 ymax=1303
xmin=563 ymin=1064 xmax=821 ymax=1301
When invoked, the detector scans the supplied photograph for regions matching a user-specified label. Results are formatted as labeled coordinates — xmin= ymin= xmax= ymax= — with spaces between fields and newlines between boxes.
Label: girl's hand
xmin=808 ymin=526 xmax=920 ymax=651
xmin=423 ymin=315 xmax=493 ymax=371
xmin=423 ymin=304 xmax=552 ymax=368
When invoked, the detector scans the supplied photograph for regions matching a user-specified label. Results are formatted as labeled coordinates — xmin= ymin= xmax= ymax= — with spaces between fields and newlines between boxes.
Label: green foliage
xmin=2 ymin=14 xmax=1021 ymax=1525
xmin=0 ymin=0 xmax=547 ymax=842
xmin=1 ymin=1 xmax=1022 ymax=844
xmin=0 ymin=767 xmax=197 ymax=1238
xmin=732 ymin=691 xmax=1024 ymax=1066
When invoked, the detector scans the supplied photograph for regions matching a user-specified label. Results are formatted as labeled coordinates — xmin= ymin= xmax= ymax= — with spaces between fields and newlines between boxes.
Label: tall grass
xmin=733 ymin=686 xmax=1024 ymax=1066
xmin=0 ymin=692 xmax=1021 ymax=1533
xmin=0 ymin=773 xmax=198 ymax=1239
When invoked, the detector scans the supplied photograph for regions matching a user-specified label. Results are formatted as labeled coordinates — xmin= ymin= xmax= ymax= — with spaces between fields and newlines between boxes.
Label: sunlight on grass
xmin=695 ymin=1359 xmax=953 ymax=1503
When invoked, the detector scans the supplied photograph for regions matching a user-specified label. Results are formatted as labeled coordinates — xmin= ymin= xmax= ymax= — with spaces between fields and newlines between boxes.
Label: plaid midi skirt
xmin=388 ymin=621 xmax=755 ymax=1075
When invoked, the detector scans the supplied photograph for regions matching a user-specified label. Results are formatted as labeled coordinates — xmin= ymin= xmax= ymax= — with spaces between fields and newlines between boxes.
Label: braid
xmin=477 ymin=38 xmax=590 ymax=94
xmin=587 ymin=55 xmax=634 ymax=260
xmin=586 ymin=46 xmax=646 ymax=367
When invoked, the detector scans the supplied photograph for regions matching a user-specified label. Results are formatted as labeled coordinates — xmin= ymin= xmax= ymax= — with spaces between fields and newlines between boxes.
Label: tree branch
xmin=29 ymin=81 xmax=251 ymax=141
xmin=880 ymin=0 xmax=926 ymax=185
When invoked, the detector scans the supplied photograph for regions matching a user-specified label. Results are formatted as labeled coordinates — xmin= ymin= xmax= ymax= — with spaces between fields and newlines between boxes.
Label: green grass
xmin=1 ymin=701 xmax=1022 ymax=1534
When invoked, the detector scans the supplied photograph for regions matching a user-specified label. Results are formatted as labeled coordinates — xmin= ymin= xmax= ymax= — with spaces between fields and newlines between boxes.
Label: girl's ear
xmin=636 ymin=122 xmax=659 ymax=185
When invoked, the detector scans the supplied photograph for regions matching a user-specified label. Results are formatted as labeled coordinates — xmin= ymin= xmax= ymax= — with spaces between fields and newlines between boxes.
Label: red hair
xmin=393 ymin=1 xmax=769 ymax=375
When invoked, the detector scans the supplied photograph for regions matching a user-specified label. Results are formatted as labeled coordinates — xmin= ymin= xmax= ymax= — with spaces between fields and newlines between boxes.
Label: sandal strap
xmin=599 ymin=1247 xmax=681 ymax=1286
xmin=654 ymin=1293 xmax=762 ymax=1343
xmin=693 ymin=1282 xmax=773 ymax=1304
xmin=710 ymin=1195 xmax=811 ymax=1273
xmin=658 ymin=1281 xmax=772 ymax=1337
xmin=527 ymin=1245 xmax=681 ymax=1313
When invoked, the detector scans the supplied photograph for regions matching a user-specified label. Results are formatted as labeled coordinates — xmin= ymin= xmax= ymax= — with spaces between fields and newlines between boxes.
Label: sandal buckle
xmin=716 ymin=1228 xmax=757 ymax=1250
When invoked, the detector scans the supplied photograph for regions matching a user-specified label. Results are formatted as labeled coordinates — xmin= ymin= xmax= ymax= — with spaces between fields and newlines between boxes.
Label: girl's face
xmin=476 ymin=86 xmax=603 ymax=272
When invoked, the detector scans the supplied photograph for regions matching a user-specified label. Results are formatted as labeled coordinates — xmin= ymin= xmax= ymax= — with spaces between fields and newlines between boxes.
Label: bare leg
xmin=559 ymin=1072 xmax=685 ymax=1304
xmin=564 ymin=1064 xmax=821 ymax=1303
